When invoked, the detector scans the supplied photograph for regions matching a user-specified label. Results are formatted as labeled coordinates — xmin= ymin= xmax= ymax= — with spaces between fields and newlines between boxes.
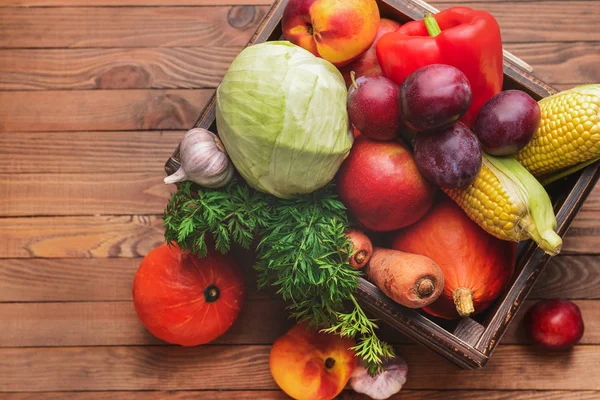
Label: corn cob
xmin=444 ymin=153 xmax=562 ymax=256
xmin=516 ymin=84 xmax=600 ymax=177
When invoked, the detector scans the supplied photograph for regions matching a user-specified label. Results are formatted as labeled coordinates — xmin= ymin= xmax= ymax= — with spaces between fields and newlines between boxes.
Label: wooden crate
xmin=165 ymin=0 xmax=600 ymax=369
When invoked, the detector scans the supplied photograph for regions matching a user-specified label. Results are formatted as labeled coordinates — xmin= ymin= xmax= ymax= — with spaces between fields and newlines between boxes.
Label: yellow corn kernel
xmin=516 ymin=85 xmax=600 ymax=177
xmin=444 ymin=154 xmax=562 ymax=256
xmin=444 ymin=163 xmax=528 ymax=243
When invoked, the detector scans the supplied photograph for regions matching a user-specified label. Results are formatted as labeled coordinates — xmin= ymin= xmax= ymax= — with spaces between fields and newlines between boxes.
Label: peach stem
xmin=350 ymin=71 xmax=359 ymax=90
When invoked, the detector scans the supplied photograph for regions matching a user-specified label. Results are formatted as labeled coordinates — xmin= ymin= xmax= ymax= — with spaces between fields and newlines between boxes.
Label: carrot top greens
xmin=164 ymin=179 xmax=394 ymax=375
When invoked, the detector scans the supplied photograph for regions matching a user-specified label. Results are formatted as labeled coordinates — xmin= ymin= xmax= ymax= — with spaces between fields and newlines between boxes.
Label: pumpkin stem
xmin=453 ymin=287 xmax=475 ymax=317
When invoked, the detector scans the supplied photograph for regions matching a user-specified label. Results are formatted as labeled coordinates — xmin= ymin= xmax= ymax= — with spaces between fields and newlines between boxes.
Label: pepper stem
xmin=350 ymin=71 xmax=359 ymax=90
xmin=424 ymin=13 xmax=441 ymax=37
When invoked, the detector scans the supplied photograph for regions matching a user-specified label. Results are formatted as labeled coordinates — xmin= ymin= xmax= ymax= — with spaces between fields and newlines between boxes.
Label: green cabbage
xmin=215 ymin=41 xmax=353 ymax=199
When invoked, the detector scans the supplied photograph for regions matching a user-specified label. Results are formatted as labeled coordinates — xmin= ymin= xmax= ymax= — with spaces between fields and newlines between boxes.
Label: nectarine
xmin=270 ymin=323 xmax=356 ymax=400
xmin=282 ymin=0 xmax=380 ymax=67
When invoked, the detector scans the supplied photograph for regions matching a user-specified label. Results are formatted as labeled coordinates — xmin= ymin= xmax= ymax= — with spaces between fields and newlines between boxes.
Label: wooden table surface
xmin=1 ymin=0 xmax=599 ymax=398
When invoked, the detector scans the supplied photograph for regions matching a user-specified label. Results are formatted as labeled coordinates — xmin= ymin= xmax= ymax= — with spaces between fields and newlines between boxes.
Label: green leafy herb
xmin=164 ymin=179 xmax=394 ymax=374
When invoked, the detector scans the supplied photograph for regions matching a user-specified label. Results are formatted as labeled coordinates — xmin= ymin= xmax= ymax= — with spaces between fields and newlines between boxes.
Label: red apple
xmin=526 ymin=299 xmax=585 ymax=350
xmin=340 ymin=18 xmax=402 ymax=86
xmin=270 ymin=323 xmax=356 ymax=400
xmin=282 ymin=0 xmax=380 ymax=67
xmin=337 ymin=137 xmax=436 ymax=231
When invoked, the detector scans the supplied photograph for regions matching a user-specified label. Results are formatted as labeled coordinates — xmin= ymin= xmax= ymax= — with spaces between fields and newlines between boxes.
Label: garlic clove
xmin=165 ymin=128 xmax=235 ymax=188
xmin=164 ymin=166 xmax=188 ymax=185
xmin=350 ymin=356 xmax=408 ymax=400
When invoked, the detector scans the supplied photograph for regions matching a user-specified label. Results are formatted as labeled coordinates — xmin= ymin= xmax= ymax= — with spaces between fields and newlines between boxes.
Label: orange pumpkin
xmin=391 ymin=198 xmax=516 ymax=319
xmin=132 ymin=243 xmax=245 ymax=345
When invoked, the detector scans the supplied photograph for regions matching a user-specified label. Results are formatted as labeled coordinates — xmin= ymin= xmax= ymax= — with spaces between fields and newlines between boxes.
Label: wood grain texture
xmin=0 ymin=257 xmax=270 ymax=302
xmin=0 ymin=300 xmax=291 ymax=347
xmin=0 ymin=131 xmax=184 ymax=174
xmin=0 ymin=173 xmax=173 ymax=216
xmin=0 ymin=215 xmax=164 ymax=258
xmin=0 ymin=48 xmax=239 ymax=90
xmin=0 ymin=90 xmax=211 ymax=132
xmin=2 ymin=345 xmax=600 ymax=391
xmin=0 ymin=6 xmax=266 ymax=48
xmin=1 ymin=299 xmax=596 ymax=348
xmin=3 ymin=392 xmax=600 ymax=400
xmin=504 ymin=42 xmax=600 ymax=86
xmin=0 ymin=0 xmax=270 ymax=5
xmin=429 ymin=1 xmax=599 ymax=42
xmin=562 ymin=210 xmax=600 ymax=255
xmin=3 ymin=43 xmax=598 ymax=91
xmin=530 ymin=255 xmax=600 ymax=299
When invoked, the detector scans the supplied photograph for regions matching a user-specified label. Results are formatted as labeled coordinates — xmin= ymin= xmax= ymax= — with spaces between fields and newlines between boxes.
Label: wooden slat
xmin=0 ymin=131 xmax=184 ymax=174
xmin=0 ymin=7 xmax=266 ymax=48
xmin=430 ymin=2 xmax=599 ymax=43
xmin=0 ymin=300 xmax=291 ymax=347
xmin=2 ymin=345 xmax=600 ymax=391
xmin=530 ymin=255 xmax=600 ymax=299
xmin=3 ymin=391 xmax=600 ymax=400
xmin=0 ymin=90 xmax=211 ymax=132
xmin=0 ymin=215 xmax=164 ymax=258
xmin=3 ymin=43 xmax=598 ymax=91
xmin=562 ymin=210 xmax=600 ymax=255
xmin=0 ymin=48 xmax=239 ymax=90
xmin=503 ymin=42 xmax=600 ymax=87
xmin=1 ymin=299 xmax=596 ymax=348
xmin=0 ymin=211 xmax=596 ymax=259
xmin=0 ymin=173 xmax=173 ymax=216
xmin=0 ymin=259 xmax=140 ymax=301
xmin=0 ymin=0 xmax=270 ymax=5
xmin=0 ymin=254 xmax=598 ymax=303
xmin=0 ymin=256 xmax=271 ymax=303
xmin=0 ymin=3 xmax=596 ymax=48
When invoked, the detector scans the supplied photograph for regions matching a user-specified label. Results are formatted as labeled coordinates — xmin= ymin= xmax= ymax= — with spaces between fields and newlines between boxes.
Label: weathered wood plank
xmin=530 ymin=255 xmax=600 ymax=299
xmin=0 ymin=131 xmax=184 ymax=174
xmin=0 ymin=256 xmax=269 ymax=303
xmin=0 ymin=300 xmax=291 ymax=347
xmin=0 ymin=210 xmax=595 ymax=259
xmin=0 ymin=173 xmax=173 ymax=216
xmin=562 ymin=210 xmax=600 ymax=255
xmin=503 ymin=42 xmax=600 ymax=87
xmin=430 ymin=2 xmax=599 ymax=42
xmin=2 ymin=345 xmax=600 ymax=391
xmin=0 ymin=48 xmax=238 ymax=90
xmin=0 ymin=253 xmax=598 ymax=302
xmin=2 ymin=43 xmax=598 ymax=91
xmin=0 ymin=215 xmax=164 ymax=258
xmin=0 ymin=299 xmax=596 ymax=347
xmin=1 ymin=0 xmax=269 ymax=4
xmin=0 ymin=6 xmax=266 ymax=48
xmin=0 ymin=90 xmax=211 ymax=132
xmin=0 ymin=4 xmax=596 ymax=48
xmin=3 ymin=391 xmax=600 ymax=400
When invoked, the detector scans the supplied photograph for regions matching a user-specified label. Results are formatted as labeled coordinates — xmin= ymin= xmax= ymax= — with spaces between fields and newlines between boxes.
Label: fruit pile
xmin=133 ymin=1 xmax=598 ymax=399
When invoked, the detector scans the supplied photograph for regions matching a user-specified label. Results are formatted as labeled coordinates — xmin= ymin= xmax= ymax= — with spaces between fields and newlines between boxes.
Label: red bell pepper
xmin=376 ymin=7 xmax=503 ymax=127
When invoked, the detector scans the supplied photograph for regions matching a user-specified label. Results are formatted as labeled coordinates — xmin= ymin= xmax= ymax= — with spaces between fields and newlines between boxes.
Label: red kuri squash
xmin=132 ymin=243 xmax=245 ymax=345
xmin=391 ymin=198 xmax=516 ymax=319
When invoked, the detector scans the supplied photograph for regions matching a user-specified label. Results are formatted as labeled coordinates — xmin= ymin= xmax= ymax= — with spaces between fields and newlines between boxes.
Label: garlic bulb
xmin=350 ymin=356 xmax=408 ymax=400
xmin=164 ymin=128 xmax=234 ymax=188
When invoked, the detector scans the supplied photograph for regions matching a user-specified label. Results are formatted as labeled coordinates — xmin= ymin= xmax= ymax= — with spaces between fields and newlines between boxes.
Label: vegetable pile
xmin=132 ymin=1 xmax=599 ymax=399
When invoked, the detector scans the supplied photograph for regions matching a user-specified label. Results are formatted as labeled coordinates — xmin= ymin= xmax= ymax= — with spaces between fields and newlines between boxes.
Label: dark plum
xmin=400 ymin=64 xmax=472 ymax=132
xmin=413 ymin=122 xmax=482 ymax=189
xmin=474 ymin=90 xmax=541 ymax=156
xmin=525 ymin=299 xmax=584 ymax=351
xmin=347 ymin=74 xmax=401 ymax=141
